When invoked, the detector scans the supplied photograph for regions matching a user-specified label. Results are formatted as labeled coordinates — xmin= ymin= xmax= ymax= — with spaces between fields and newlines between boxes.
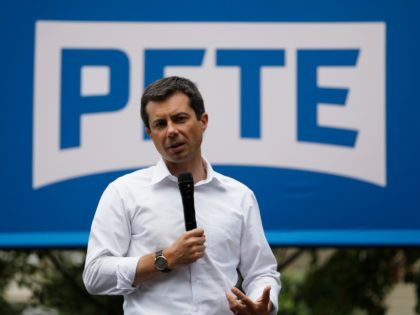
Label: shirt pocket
xmin=204 ymin=217 xmax=242 ymax=264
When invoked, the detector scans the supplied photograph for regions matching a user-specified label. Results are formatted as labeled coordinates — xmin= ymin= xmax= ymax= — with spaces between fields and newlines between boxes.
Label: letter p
xmin=60 ymin=49 xmax=129 ymax=149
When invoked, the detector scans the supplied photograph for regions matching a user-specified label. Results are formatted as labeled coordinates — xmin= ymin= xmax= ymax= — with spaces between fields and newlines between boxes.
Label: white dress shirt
xmin=83 ymin=158 xmax=280 ymax=315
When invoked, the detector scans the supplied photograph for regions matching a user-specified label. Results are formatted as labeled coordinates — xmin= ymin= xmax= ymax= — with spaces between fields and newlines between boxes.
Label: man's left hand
xmin=225 ymin=286 xmax=273 ymax=315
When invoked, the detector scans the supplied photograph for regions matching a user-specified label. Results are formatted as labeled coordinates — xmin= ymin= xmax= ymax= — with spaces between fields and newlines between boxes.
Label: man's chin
xmin=163 ymin=153 xmax=194 ymax=165
xmin=164 ymin=154 xmax=187 ymax=163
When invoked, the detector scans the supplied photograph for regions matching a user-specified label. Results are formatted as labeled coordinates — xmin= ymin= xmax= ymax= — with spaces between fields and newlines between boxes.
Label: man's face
xmin=145 ymin=92 xmax=208 ymax=165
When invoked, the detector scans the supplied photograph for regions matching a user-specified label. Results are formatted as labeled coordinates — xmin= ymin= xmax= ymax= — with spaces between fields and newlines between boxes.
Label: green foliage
xmin=299 ymin=249 xmax=400 ymax=315
xmin=0 ymin=251 xmax=25 ymax=314
xmin=0 ymin=248 xmax=419 ymax=315
xmin=277 ymin=248 xmax=420 ymax=315
xmin=278 ymin=274 xmax=310 ymax=315
xmin=404 ymin=248 xmax=420 ymax=313
xmin=0 ymin=250 xmax=123 ymax=315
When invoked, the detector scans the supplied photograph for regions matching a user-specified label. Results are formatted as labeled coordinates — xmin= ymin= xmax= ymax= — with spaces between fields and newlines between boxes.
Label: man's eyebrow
xmin=172 ymin=112 xmax=189 ymax=116
xmin=151 ymin=117 xmax=166 ymax=124
xmin=171 ymin=112 xmax=190 ymax=118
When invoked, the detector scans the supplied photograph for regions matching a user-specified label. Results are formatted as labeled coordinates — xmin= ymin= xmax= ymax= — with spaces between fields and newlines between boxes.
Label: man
xmin=83 ymin=76 xmax=280 ymax=315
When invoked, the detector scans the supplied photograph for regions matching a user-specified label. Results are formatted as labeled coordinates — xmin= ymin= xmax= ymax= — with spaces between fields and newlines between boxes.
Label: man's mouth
xmin=167 ymin=142 xmax=185 ymax=150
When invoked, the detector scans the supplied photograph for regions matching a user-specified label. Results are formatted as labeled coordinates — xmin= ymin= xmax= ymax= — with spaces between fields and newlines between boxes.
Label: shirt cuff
xmin=116 ymin=257 xmax=141 ymax=292
xmin=269 ymin=293 xmax=279 ymax=315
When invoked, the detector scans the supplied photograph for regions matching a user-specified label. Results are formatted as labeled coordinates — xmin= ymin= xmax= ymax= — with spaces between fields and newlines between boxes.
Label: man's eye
xmin=153 ymin=121 xmax=166 ymax=129
xmin=174 ymin=116 xmax=187 ymax=123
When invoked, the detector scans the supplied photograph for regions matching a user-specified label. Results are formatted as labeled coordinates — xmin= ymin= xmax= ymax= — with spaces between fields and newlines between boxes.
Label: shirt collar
xmin=150 ymin=158 xmax=176 ymax=185
xmin=150 ymin=157 xmax=223 ymax=186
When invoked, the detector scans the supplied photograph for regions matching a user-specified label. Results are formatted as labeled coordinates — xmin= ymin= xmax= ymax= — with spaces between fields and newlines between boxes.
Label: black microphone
xmin=178 ymin=172 xmax=197 ymax=231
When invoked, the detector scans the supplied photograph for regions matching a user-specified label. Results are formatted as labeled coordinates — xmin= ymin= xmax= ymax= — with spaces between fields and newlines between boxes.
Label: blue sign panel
xmin=0 ymin=0 xmax=419 ymax=247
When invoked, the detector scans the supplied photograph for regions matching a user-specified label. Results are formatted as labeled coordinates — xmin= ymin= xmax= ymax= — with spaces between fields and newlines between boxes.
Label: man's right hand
xmin=164 ymin=228 xmax=206 ymax=269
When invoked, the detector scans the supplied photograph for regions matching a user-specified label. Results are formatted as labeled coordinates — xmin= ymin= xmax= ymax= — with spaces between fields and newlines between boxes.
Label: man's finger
xmin=226 ymin=292 xmax=247 ymax=314
xmin=261 ymin=286 xmax=271 ymax=306
xmin=187 ymin=228 xmax=204 ymax=236
xmin=231 ymin=287 xmax=254 ymax=309
xmin=193 ymin=236 xmax=206 ymax=245
xmin=226 ymin=291 xmax=239 ymax=309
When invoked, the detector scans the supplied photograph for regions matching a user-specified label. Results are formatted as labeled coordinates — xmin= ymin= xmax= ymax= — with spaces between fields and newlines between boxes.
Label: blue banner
xmin=0 ymin=0 xmax=419 ymax=247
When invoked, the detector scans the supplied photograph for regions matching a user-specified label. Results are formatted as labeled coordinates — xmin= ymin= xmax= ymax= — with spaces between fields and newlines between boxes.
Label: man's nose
xmin=167 ymin=121 xmax=178 ymax=138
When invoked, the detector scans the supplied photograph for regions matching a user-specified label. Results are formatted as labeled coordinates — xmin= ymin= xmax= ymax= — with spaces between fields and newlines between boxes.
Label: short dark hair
xmin=140 ymin=76 xmax=205 ymax=129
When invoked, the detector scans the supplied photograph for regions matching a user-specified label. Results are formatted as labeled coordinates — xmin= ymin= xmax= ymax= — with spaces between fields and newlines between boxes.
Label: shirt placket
xmin=190 ymin=262 xmax=200 ymax=313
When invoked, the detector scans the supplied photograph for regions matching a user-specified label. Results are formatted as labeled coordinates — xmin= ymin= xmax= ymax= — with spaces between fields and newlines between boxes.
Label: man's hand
xmin=132 ymin=228 xmax=205 ymax=286
xmin=226 ymin=286 xmax=273 ymax=315
xmin=164 ymin=228 xmax=206 ymax=268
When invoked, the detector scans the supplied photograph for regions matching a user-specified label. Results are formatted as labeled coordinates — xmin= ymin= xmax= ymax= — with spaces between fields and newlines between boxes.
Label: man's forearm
xmin=132 ymin=248 xmax=174 ymax=286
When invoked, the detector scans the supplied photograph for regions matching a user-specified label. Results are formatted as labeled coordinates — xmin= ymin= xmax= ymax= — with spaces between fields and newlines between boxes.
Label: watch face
xmin=155 ymin=256 xmax=168 ymax=271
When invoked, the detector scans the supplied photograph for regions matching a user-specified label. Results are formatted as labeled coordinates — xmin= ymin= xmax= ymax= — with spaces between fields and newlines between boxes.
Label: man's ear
xmin=200 ymin=112 xmax=209 ymax=132
xmin=145 ymin=127 xmax=151 ymax=136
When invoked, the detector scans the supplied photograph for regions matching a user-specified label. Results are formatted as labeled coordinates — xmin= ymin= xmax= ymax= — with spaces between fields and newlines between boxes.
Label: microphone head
xmin=178 ymin=172 xmax=194 ymax=185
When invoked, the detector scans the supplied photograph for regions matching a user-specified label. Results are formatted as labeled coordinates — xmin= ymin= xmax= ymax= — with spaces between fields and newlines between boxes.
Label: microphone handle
xmin=178 ymin=172 xmax=197 ymax=231
xmin=181 ymin=190 xmax=197 ymax=231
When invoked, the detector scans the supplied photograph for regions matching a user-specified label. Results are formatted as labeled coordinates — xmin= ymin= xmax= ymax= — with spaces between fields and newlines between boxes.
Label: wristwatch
xmin=154 ymin=250 xmax=171 ymax=273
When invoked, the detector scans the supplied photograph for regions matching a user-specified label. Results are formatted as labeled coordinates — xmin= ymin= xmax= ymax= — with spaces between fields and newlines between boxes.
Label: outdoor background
xmin=1 ymin=0 xmax=419 ymax=314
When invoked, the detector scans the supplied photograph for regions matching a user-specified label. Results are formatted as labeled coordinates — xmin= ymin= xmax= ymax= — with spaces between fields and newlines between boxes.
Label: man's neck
xmin=164 ymin=157 xmax=207 ymax=183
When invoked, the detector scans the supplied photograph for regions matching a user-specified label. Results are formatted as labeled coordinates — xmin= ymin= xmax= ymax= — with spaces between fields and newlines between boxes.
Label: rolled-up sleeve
xmin=239 ymin=192 xmax=281 ymax=314
xmin=83 ymin=184 xmax=139 ymax=295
